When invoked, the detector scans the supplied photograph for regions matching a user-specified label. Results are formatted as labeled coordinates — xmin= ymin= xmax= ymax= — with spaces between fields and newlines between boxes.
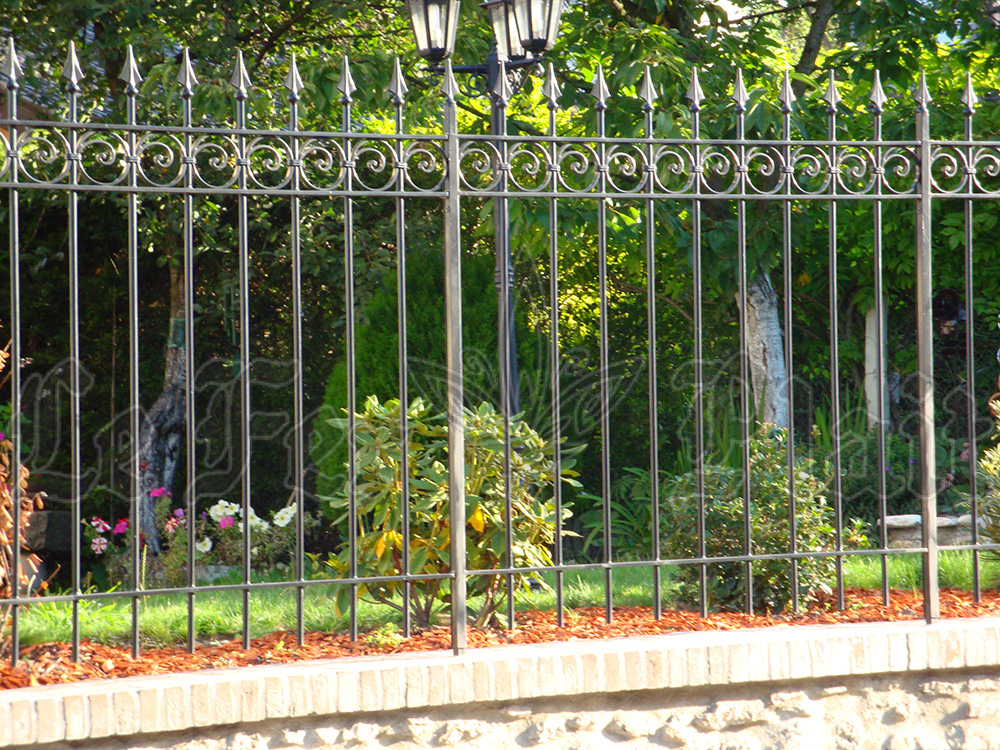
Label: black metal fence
xmin=2 ymin=38 xmax=999 ymax=665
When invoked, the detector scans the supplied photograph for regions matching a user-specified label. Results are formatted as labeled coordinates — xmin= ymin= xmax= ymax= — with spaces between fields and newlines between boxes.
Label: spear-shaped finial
xmin=440 ymin=59 xmax=459 ymax=102
xmin=121 ymin=44 xmax=142 ymax=94
xmin=62 ymin=41 xmax=85 ymax=89
xmin=778 ymin=69 xmax=795 ymax=114
xmin=284 ymin=53 xmax=304 ymax=102
xmin=822 ymin=70 xmax=841 ymax=112
xmin=2 ymin=37 xmax=23 ymax=86
xmin=337 ymin=55 xmax=356 ymax=104
xmin=590 ymin=64 xmax=610 ymax=108
xmin=638 ymin=65 xmax=658 ymax=112
xmin=230 ymin=50 xmax=252 ymax=99
xmin=542 ymin=62 xmax=561 ymax=109
xmin=869 ymin=70 xmax=887 ymax=114
xmin=686 ymin=67 xmax=705 ymax=112
xmin=962 ymin=72 xmax=978 ymax=115
xmin=492 ymin=60 xmax=512 ymax=105
xmin=913 ymin=70 xmax=931 ymax=111
xmin=732 ymin=68 xmax=749 ymax=112
xmin=388 ymin=57 xmax=408 ymax=105
xmin=177 ymin=48 xmax=197 ymax=96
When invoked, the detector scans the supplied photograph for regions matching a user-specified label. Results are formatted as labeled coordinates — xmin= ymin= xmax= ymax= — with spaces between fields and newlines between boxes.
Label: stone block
xmin=9 ymin=698 xmax=36 ymax=745
xmin=213 ymin=679 xmax=238 ymax=725
xmin=788 ymin=638 xmax=811 ymax=680
xmin=964 ymin=625 xmax=997 ymax=667
xmin=887 ymin=631 xmax=909 ymax=672
xmin=645 ymin=648 xmax=665 ymax=689
xmin=34 ymin=696 xmax=64 ymax=745
xmin=163 ymin=685 xmax=190 ymax=730
xmin=516 ymin=656 xmax=539 ymax=699
xmin=605 ymin=711 xmax=660 ymax=739
xmin=907 ymin=630 xmax=928 ymax=671
xmin=404 ymin=664 xmax=427 ymax=708
xmin=927 ymin=628 xmax=964 ymax=670
xmin=337 ymin=669 xmax=362 ymax=713
xmin=560 ymin=654 xmax=580 ymax=694
xmin=426 ymin=661 xmax=448 ymax=706
xmin=726 ymin=642 xmax=749 ymax=684
xmin=379 ymin=667 xmax=403 ymax=711
xmin=867 ymin=633 xmax=890 ymax=673
xmin=693 ymin=699 xmax=771 ymax=732
xmin=848 ymin=634 xmax=868 ymax=674
xmin=746 ymin=640 xmax=769 ymax=683
xmin=138 ymin=686 xmax=161 ymax=733
xmin=63 ymin=694 xmax=90 ymax=745
xmin=88 ymin=691 xmax=113 ymax=738
xmin=309 ymin=671 xmax=331 ymax=715
xmin=448 ymin=662 xmax=473 ymax=705
xmin=685 ymin=645 xmax=708 ymax=686
xmin=359 ymin=668 xmax=381 ymax=712
xmin=191 ymin=682 xmax=212 ymax=727
xmin=538 ymin=654 xmax=561 ymax=695
xmin=580 ymin=652 xmax=601 ymax=691
xmin=707 ymin=644 xmax=727 ymax=685
xmin=288 ymin=673 xmax=311 ymax=717
xmin=768 ymin=640 xmax=791 ymax=682
xmin=473 ymin=660 xmax=493 ymax=703
xmin=602 ymin=651 xmax=623 ymax=693
xmin=492 ymin=659 xmax=513 ymax=702
xmin=239 ymin=677 xmax=265 ymax=722
xmin=265 ymin=675 xmax=289 ymax=718
xmin=0 ymin=700 xmax=12 ymax=746
xmin=113 ymin=689 xmax=139 ymax=736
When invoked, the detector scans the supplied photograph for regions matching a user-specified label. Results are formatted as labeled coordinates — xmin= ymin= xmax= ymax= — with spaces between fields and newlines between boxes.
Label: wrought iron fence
xmin=1 ymin=37 xmax=999 ymax=666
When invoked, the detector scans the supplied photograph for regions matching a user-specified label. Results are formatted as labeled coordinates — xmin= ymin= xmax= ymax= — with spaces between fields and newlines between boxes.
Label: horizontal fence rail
xmin=0 ymin=38 xmax=998 ymax=668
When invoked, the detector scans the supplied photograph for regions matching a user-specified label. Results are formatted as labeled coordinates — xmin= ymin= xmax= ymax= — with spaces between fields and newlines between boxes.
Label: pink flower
xmin=150 ymin=487 xmax=170 ymax=498
xmin=219 ymin=516 xmax=235 ymax=530
xmin=90 ymin=516 xmax=111 ymax=533
xmin=91 ymin=536 xmax=108 ymax=555
xmin=113 ymin=518 xmax=128 ymax=535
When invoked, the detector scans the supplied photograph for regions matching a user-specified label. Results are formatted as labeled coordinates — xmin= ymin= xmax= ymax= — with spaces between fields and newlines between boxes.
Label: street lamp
xmin=403 ymin=0 xmax=564 ymax=418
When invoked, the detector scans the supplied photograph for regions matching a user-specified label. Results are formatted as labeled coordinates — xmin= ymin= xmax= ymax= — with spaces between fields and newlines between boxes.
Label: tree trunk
xmin=864 ymin=305 xmax=889 ymax=430
xmin=137 ymin=264 xmax=187 ymax=554
xmin=740 ymin=273 xmax=788 ymax=428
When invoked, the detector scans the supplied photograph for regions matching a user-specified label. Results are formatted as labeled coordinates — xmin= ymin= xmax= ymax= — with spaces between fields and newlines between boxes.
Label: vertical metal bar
xmin=689 ymin=75 xmax=708 ymax=620
xmin=734 ymin=72 xmax=753 ymax=616
xmin=780 ymin=76 xmax=798 ymax=613
xmin=442 ymin=62 xmax=467 ymax=654
xmin=915 ymin=73 xmax=939 ymax=622
xmin=963 ymin=75 xmax=979 ymax=602
xmin=871 ymin=76 xmax=890 ymax=606
xmin=642 ymin=72 xmax=661 ymax=620
xmin=233 ymin=55 xmax=253 ymax=650
xmin=5 ymin=40 xmax=22 ymax=667
xmin=491 ymin=63 xmax=516 ymax=629
xmin=287 ymin=56 xmax=306 ymax=646
xmin=390 ymin=59 xmax=412 ymax=638
xmin=825 ymin=73 xmax=846 ymax=611
xmin=546 ymin=76 xmax=564 ymax=628
xmin=66 ymin=48 xmax=83 ymax=663
xmin=180 ymin=52 xmax=198 ymax=655
xmin=125 ymin=62 xmax=142 ymax=660
xmin=340 ymin=57 xmax=359 ymax=643
xmin=594 ymin=68 xmax=613 ymax=624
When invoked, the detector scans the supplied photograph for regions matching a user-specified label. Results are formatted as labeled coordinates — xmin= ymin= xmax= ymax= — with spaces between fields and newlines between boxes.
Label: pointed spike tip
xmin=2 ymin=37 xmax=23 ymax=84
xmin=962 ymin=72 xmax=978 ymax=112
xmin=284 ymin=54 xmax=305 ymax=99
xmin=638 ymin=66 xmax=658 ymax=109
xmin=337 ymin=55 xmax=357 ymax=102
xmin=732 ymin=68 xmax=749 ymax=111
xmin=121 ymin=44 xmax=143 ymax=90
xmin=177 ymin=48 xmax=198 ymax=92
xmin=914 ymin=71 xmax=931 ymax=108
xmin=542 ymin=62 xmax=561 ymax=108
xmin=492 ymin=60 xmax=512 ymax=104
xmin=440 ymin=59 xmax=459 ymax=101
xmin=229 ymin=50 xmax=252 ymax=96
xmin=590 ymin=64 xmax=610 ymax=106
xmin=62 ymin=41 xmax=85 ymax=87
xmin=778 ymin=69 xmax=795 ymax=111
xmin=686 ymin=67 xmax=704 ymax=110
xmin=388 ymin=57 xmax=408 ymax=104
xmin=822 ymin=71 xmax=842 ymax=110
xmin=869 ymin=70 xmax=888 ymax=113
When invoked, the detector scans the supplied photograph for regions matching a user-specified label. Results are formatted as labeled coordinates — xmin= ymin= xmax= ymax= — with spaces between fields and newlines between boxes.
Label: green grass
xmin=10 ymin=552 xmax=999 ymax=648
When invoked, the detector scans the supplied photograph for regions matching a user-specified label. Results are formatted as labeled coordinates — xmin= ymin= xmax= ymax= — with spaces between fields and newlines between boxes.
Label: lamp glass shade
xmin=484 ymin=0 xmax=524 ymax=61
xmin=512 ymin=0 xmax=563 ymax=54
xmin=406 ymin=0 xmax=462 ymax=63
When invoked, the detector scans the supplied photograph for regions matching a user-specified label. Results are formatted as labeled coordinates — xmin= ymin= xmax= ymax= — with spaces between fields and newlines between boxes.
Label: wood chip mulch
xmin=3 ymin=587 xmax=1000 ymax=691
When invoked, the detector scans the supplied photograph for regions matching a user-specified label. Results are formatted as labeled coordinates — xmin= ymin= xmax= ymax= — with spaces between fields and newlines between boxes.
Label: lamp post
xmin=404 ymin=0 xmax=564 ymax=418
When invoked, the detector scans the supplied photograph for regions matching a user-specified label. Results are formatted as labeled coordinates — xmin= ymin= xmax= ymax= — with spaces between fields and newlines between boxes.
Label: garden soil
xmin=3 ymin=587 xmax=1000 ymax=690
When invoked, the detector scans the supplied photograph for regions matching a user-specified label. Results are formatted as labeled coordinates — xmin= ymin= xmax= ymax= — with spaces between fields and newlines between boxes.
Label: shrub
xmin=323 ymin=396 xmax=580 ymax=628
xmin=660 ymin=426 xmax=866 ymax=613
xmin=979 ymin=399 xmax=1000 ymax=546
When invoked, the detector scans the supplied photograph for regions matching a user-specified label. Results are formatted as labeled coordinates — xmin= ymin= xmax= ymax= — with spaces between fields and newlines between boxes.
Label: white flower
xmin=91 ymin=536 xmax=108 ymax=555
xmin=208 ymin=501 xmax=241 ymax=523
xmin=196 ymin=537 xmax=213 ymax=553
xmin=247 ymin=508 xmax=270 ymax=532
xmin=273 ymin=504 xmax=296 ymax=528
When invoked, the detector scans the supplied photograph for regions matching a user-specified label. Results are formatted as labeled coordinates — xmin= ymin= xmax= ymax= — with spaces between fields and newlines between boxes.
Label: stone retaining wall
xmin=3 ymin=618 xmax=1000 ymax=750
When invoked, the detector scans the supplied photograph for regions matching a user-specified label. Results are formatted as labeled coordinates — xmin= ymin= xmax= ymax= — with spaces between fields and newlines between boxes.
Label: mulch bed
xmin=3 ymin=587 xmax=1000 ymax=691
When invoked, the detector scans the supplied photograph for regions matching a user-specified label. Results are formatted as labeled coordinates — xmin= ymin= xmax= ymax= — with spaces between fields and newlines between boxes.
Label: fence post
xmin=914 ymin=72 xmax=939 ymax=623
xmin=442 ymin=62 xmax=467 ymax=654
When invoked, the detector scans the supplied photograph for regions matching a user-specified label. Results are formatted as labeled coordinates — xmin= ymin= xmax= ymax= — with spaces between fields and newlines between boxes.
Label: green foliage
xmin=323 ymin=397 xmax=580 ymax=629
xmin=978 ymin=406 xmax=1000 ymax=550
xmin=658 ymin=427 xmax=866 ymax=613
